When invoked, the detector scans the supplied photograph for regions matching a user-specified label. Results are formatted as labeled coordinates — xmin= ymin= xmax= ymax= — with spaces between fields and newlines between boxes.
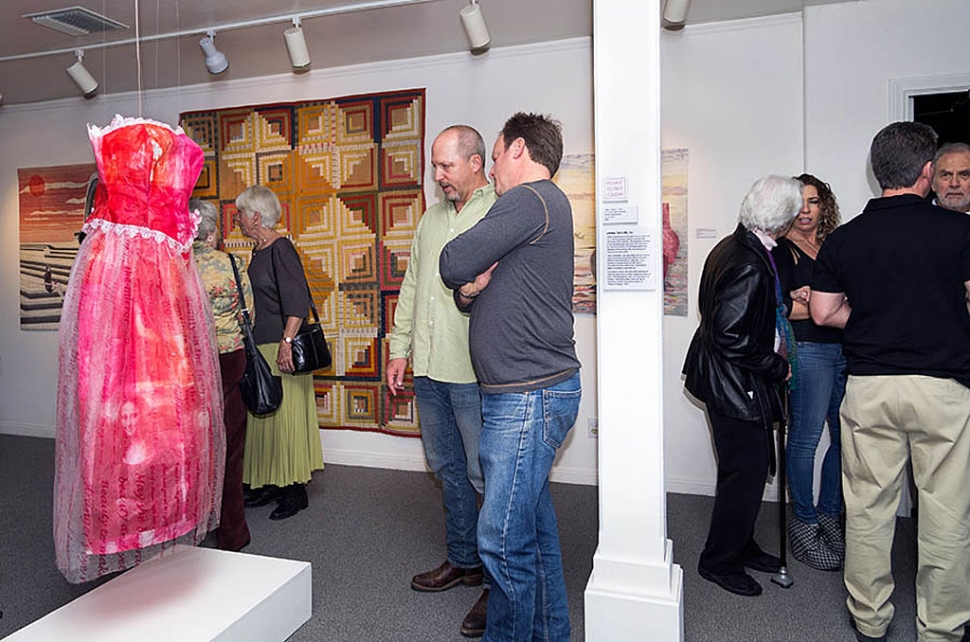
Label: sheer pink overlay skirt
xmin=55 ymin=228 xmax=224 ymax=583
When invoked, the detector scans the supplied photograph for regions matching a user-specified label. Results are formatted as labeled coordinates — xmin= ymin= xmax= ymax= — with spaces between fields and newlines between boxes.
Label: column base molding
xmin=584 ymin=539 xmax=684 ymax=641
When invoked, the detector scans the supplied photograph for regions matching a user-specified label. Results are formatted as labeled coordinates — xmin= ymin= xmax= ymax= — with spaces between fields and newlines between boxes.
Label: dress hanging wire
xmin=134 ymin=0 xmax=143 ymax=116
xmin=175 ymin=0 xmax=182 ymax=115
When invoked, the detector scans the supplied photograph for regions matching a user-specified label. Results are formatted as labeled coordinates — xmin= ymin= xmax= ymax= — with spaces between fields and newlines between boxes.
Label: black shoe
xmin=245 ymin=485 xmax=281 ymax=507
xmin=268 ymin=484 xmax=308 ymax=520
xmin=290 ymin=483 xmax=309 ymax=509
xmin=743 ymin=550 xmax=781 ymax=573
xmin=698 ymin=565 xmax=762 ymax=597
xmin=269 ymin=496 xmax=304 ymax=520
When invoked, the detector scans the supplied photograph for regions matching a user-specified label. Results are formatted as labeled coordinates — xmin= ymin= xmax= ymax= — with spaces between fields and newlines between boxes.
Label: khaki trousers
xmin=841 ymin=375 xmax=970 ymax=642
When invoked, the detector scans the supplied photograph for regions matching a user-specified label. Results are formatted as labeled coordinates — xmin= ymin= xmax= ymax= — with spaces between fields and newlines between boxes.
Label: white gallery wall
xmin=3 ymin=0 xmax=968 ymax=497
xmin=803 ymin=0 xmax=970 ymax=216
xmin=660 ymin=14 xmax=805 ymax=497
xmin=660 ymin=0 xmax=970 ymax=498
xmin=0 ymin=38 xmax=599 ymax=483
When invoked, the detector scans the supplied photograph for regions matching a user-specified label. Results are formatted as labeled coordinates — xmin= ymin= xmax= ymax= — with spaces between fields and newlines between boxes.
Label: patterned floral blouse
xmin=193 ymin=240 xmax=254 ymax=354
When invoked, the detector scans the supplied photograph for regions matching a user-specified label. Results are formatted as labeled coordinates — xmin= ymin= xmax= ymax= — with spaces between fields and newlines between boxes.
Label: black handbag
xmin=290 ymin=300 xmax=332 ymax=374
xmin=269 ymin=242 xmax=332 ymax=375
xmin=230 ymin=254 xmax=283 ymax=415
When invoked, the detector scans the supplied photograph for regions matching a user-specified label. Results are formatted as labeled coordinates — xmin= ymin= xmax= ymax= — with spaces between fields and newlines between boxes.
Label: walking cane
xmin=771 ymin=388 xmax=794 ymax=588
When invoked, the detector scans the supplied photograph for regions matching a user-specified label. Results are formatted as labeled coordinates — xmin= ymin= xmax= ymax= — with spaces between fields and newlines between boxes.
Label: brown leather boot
xmin=411 ymin=561 xmax=483 ymax=592
xmin=460 ymin=589 xmax=489 ymax=638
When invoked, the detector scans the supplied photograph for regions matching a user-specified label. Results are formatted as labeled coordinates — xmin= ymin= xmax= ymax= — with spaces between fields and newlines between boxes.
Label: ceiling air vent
xmin=23 ymin=6 xmax=129 ymax=37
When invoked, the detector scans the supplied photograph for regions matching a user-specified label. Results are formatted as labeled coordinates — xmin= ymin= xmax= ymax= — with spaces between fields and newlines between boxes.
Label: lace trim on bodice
xmin=82 ymin=215 xmax=199 ymax=254
xmin=88 ymin=114 xmax=189 ymax=139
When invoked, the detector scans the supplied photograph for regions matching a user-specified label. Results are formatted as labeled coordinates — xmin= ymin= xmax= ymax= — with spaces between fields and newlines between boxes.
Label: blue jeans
xmin=478 ymin=372 xmax=581 ymax=642
xmin=413 ymin=376 xmax=485 ymax=569
xmin=787 ymin=342 xmax=847 ymax=523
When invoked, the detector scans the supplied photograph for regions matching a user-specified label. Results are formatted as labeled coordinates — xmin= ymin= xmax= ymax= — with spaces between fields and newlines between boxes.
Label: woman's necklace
xmin=255 ymin=230 xmax=275 ymax=251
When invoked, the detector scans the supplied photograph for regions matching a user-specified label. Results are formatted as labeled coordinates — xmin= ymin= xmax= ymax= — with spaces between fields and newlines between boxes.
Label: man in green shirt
xmin=386 ymin=125 xmax=496 ymax=638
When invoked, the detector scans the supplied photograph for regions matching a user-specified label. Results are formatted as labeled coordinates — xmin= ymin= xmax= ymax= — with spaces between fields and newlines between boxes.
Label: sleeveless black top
xmin=772 ymin=237 xmax=843 ymax=344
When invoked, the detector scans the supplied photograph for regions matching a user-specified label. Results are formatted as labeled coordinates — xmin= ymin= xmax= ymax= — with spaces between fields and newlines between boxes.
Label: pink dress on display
xmin=54 ymin=116 xmax=225 ymax=583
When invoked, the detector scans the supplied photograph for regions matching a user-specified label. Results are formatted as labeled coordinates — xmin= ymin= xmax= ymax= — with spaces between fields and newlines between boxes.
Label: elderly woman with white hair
xmin=682 ymin=175 xmax=802 ymax=597
xmin=191 ymin=197 xmax=253 ymax=550
xmin=234 ymin=185 xmax=324 ymax=521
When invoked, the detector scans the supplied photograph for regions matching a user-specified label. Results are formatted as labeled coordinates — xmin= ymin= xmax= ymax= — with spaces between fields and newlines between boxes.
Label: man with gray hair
xmin=387 ymin=125 xmax=495 ymax=637
xmin=932 ymin=141 xmax=970 ymax=213
xmin=812 ymin=122 xmax=970 ymax=642
xmin=440 ymin=112 xmax=582 ymax=642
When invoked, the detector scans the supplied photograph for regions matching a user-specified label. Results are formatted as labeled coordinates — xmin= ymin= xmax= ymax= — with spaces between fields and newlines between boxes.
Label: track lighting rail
xmin=0 ymin=0 xmax=441 ymax=64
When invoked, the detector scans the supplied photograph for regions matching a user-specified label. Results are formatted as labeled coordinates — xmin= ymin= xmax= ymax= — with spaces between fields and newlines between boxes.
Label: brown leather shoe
xmin=411 ymin=561 xmax=484 ymax=592
xmin=460 ymin=589 xmax=489 ymax=638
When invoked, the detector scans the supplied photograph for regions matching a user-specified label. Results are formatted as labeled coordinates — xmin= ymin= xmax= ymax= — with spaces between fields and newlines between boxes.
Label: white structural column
xmin=584 ymin=1 xmax=684 ymax=640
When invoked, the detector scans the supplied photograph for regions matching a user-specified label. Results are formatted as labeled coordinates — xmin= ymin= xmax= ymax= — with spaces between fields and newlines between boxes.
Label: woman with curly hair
xmin=772 ymin=173 xmax=846 ymax=571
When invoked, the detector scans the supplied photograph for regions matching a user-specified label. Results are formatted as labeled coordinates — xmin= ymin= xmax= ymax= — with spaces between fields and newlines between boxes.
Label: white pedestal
xmin=4 ymin=546 xmax=312 ymax=642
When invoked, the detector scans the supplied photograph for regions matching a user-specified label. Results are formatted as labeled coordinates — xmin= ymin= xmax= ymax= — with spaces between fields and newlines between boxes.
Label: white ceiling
xmin=0 ymin=0 xmax=859 ymax=106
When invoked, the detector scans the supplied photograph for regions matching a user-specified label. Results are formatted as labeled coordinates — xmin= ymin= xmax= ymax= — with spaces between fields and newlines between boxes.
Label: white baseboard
xmin=550 ymin=466 xmax=597 ymax=486
xmin=0 ymin=421 xmax=55 ymax=439
xmin=323 ymin=447 xmax=598 ymax=486
xmin=665 ymin=475 xmax=782 ymax=502
xmin=665 ymin=476 xmax=714 ymax=497
xmin=322 ymin=448 xmax=431 ymax=474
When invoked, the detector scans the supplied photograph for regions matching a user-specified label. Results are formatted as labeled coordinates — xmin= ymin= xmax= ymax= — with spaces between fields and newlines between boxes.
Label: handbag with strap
xmin=289 ymin=299 xmax=332 ymax=374
xmin=229 ymin=253 xmax=283 ymax=415
xmin=269 ymin=242 xmax=332 ymax=375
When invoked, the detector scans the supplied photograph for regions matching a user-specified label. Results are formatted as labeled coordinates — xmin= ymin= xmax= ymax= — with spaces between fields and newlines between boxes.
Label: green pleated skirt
xmin=242 ymin=343 xmax=325 ymax=488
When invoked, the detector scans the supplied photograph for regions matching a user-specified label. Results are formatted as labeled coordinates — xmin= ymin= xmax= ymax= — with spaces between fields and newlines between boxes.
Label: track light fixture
xmin=662 ymin=0 xmax=691 ymax=29
xmin=199 ymin=30 xmax=229 ymax=75
xmin=459 ymin=0 xmax=491 ymax=53
xmin=65 ymin=49 xmax=98 ymax=98
xmin=284 ymin=17 xmax=311 ymax=71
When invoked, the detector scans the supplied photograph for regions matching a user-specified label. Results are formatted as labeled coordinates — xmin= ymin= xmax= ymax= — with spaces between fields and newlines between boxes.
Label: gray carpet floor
xmin=0 ymin=434 xmax=920 ymax=641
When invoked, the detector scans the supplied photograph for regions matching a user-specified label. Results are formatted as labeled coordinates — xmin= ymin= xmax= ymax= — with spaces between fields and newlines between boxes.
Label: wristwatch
xmin=283 ymin=336 xmax=293 ymax=344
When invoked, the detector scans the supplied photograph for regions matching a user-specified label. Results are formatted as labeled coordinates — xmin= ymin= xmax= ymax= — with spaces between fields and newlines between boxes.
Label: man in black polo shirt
xmin=812 ymin=122 xmax=970 ymax=642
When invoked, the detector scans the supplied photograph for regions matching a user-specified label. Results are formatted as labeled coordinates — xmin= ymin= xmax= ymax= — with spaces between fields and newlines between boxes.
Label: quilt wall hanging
xmin=19 ymin=163 xmax=96 ymax=330
xmin=180 ymin=89 xmax=426 ymax=437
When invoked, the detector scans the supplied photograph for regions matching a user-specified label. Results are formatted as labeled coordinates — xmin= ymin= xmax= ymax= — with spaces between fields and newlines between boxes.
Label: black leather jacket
xmin=683 ymin=224 xmax=788 ymax=423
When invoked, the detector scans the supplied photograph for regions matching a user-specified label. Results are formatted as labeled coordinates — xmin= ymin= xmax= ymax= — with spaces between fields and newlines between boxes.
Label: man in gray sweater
xmin=439 ymin=112 xmax=582 ymax=642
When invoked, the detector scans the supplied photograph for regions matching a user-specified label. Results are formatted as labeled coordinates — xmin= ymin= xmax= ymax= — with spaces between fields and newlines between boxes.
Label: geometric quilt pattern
xmin=181 ymin=89 xmax=426 ymax=437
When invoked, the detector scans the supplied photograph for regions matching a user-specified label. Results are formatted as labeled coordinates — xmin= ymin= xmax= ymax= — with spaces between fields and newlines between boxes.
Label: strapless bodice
xmin=86 ymin=115 xmax=204 ymax=249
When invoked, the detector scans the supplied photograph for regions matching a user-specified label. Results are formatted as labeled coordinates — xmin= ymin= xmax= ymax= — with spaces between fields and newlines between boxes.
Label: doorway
xmin=913 ymin=91 xmax=970 ymax=144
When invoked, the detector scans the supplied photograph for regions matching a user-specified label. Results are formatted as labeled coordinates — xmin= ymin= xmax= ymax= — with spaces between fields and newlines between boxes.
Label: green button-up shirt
xmin=388 ymin=184 xmax=497 ymax=383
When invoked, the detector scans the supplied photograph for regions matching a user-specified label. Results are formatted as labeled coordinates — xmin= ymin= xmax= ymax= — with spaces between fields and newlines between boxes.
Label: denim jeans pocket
xmin=482 ymin=393 xmax=529 ymax=432
xmin=541 ymin=386 xmax=582 ymax=449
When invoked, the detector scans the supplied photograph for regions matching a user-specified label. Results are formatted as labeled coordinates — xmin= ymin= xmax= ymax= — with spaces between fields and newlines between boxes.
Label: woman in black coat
xmin=683 ymin=175 xmax=803 ymax=597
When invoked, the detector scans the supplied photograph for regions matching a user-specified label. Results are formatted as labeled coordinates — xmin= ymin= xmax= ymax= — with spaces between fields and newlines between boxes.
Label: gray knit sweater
xmin=439 ymin=180 xmax=580 ymax=393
